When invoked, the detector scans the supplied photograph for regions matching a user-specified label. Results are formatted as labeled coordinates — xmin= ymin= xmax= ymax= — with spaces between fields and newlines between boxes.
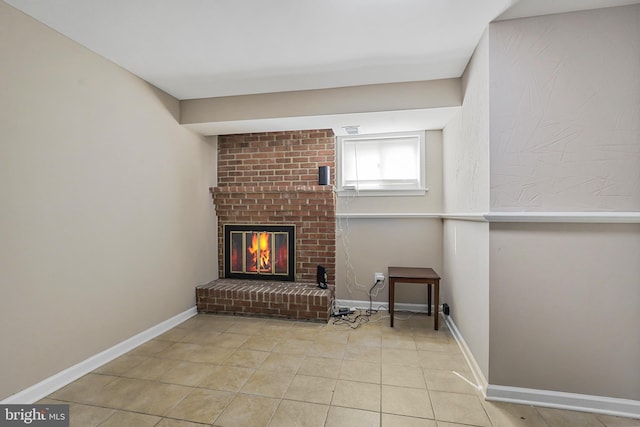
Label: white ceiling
xmin=5 ymin=0 xmax=639 ymax=134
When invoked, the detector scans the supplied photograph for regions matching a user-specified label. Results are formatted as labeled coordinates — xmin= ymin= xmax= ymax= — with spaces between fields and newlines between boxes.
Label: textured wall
xmin=442 ymin=31 xmax=491 ymax=380
xmin=490 ymin=5 xmax=640 ymax=212
xmin=487 ymin=5 xmax=640 ymax=402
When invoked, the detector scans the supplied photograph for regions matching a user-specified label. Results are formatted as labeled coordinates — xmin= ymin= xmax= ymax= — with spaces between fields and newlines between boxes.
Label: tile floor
xmin=39 ymin=312 xmax=639 ymax=427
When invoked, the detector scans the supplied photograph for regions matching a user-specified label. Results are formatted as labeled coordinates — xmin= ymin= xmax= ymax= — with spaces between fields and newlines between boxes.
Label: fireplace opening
xmin=224 ymin=224 xmax=295 ymax=281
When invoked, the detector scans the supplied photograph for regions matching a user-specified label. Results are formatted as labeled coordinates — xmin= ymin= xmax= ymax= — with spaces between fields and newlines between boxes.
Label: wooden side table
xmin=388 ymin=267 xmax=441 ymax=330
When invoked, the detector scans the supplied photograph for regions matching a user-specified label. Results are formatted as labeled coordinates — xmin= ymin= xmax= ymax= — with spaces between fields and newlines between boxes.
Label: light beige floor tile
xmin=324 ymin=406 xmax=380 ymax=427
xmin=225 ymin=320 xmax=266 ymax=336
xmin=382 ymin=334 xmax=418 ymax=350
xmin=268 ymin=400 xmax=328 ymax=427
xmin=288 ymin=325 xmax=322 ymax=340
xmin=297 ymin=356 xmax=342 ymax=379
xmin=158 ymin=360 xmax=218 ymax=386
xmin=126 ymin=339 xmax=174 ymax=356
xmin=99 ymin=410 xmax=161 ymax=427
xmin=482 ymin=401 xmax=548 ymax=427
xmin=224 ymin=348 xmax=270 ymax=368
xmin=382 ymin=413 xmax=437 ymax=427
xmin=382 ymin=364 xmax=426 ymax=389
xmin=316 ymin=329 xmax=351 ymax=344
xmin=192 ymin=345 xmax=235 ymax=364
xmin=123 ymin=356 xmax=181 ymax=380
xmin=94 ymin=354 xmax=147 ymax=376
xmin=166 ymin=388 xmax=233 ymax=424
xmin=241 ymin=370 xmax=294 ymax=398
xmin=156 ymin=418 xmax=209 ymax=427
xmin=344 ymin=345 xmax=382 ymax=363
xmin=259 ymin=352 xmax=304 ymax=373
xmin=423 ymin=369 xmax=479 ymax=395
xmin=348 ymin=331 xmax=382 ymax=347
xmin=157 ymin=327 xmax=191 ymax=342
xmin=537 ymin=406 xmax=615 ymax=427
xmin=418 ymin=351 xmax=469 ymax=372
xmin=339 ymin=359 xmax=381 ymax=384
xmin=381 ymin=348 xmax=420 ymax=367
xmin=49 ymin=374 xmax=117 ymax=404
xmin=272 ymin=338 xmax=314 ymax=355
xmin=68 ymin=403 xmax=115 ymax=427
xmin=241 ymin=335 xmax=280 ymax=351
xmin=213 ymin=332 xmax=250 ymax=348
xmin=162 ymin=343 xmax=205 ymax=361
xmin=596 ymin=414 xmax=640 ymax=427
xmin=331 ymin=380 xmax=381 ymax=412
xmin=262 ymin=323 xmax=296 ymax=338
xmin=214 ymin=394 xmax=280 ymax=427
xmin=199 ymin=365 xmax=255 ymax=392
xmin=179 ymin=328 xmax=223 ymax=345
xmin=189 ymin=316 xmax=236 ymax=333
xmin=430 ymin=391 xmax=491 ymax=427
xmin=415 ymin=339 xmax=457 ymax=353
xmin=44 ymin=316 xmax=631 ymax=427
xmin=436 ymin=422 xmax=482 ymax=427
xmin=284 ymin=375 xmax=336 ymax=405
xmin=309 ymin=341 xmax=347 ymax=359
xmin=101 ymin=378 xmax=192 ymax=415
xmin=381 ymin=384 xmax=434 ymax=419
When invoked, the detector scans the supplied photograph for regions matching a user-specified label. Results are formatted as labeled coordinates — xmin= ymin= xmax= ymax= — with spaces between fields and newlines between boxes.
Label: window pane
xmin=340 ymin=133 xmax=424 ymax=192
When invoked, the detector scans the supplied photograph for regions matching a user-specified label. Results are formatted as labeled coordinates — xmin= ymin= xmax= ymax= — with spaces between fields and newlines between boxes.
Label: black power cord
xmin=332 ymin=279 xmax=383 ymax=329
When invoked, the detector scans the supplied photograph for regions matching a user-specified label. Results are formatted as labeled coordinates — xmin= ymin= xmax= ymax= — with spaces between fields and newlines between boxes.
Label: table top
xmin=388 ymin=267 xmax=440 ymax=280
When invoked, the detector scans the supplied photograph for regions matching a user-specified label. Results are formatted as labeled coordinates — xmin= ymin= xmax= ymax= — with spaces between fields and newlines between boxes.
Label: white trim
xmin=486 ymin=384 xmax=640 ymax=419
xmin=1 ymin=306 xmax=197 ymax=404
xmin=336 ymin=213 xmax=442 ymax=219
xmin=440 ymin=213 xmax=487 ymax=222
xmin=444 ymin=314 xmax=489 ymax=396
xmin=484 ymin=211 xmax=640 ymax=223
xmin=335 ymin=212 xmax=640 ymax=222
xmin=335 ymin=298 xmax=430 ymax=313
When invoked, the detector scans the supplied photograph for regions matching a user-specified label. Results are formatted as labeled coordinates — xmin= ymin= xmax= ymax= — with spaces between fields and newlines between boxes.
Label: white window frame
xmin=336 ymin=131 xmax=427 ymax=196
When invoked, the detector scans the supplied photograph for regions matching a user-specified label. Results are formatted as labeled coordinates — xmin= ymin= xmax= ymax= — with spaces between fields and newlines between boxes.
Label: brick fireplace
xmin=196 ymin=129 xmax=336 ymax=321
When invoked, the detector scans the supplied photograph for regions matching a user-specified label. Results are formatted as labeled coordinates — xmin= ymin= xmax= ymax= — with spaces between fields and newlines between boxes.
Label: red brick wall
xmin=212 ymin=129 xmax=336 ymax=286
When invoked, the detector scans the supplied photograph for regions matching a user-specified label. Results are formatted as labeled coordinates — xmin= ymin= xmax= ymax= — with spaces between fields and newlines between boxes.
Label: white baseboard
xmin=335 ymin=298 xmax=430 ymax=313
xmin=486 ymin=385 xmax=640 ymax=419
xmin=1 ymin=306 xmax=197 ymax=404
xmin=443 ymin=314 xmax=488 ymax=396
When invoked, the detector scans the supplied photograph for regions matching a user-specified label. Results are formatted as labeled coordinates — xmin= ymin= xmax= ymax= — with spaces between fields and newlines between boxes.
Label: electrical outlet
xmin=374 ymin=272 xmax=385 ymax=282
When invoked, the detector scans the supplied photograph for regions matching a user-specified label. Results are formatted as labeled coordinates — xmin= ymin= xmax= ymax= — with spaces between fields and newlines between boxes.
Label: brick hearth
xmin=196 ymin=279 xmax=331 ymax=322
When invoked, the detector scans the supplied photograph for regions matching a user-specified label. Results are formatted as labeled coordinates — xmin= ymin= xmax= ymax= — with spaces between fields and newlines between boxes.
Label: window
xmin=337 ymin=131 xmax=426 ymax=195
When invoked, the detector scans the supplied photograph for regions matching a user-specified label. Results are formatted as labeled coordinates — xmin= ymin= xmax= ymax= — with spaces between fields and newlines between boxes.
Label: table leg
xmin=427 ymin=284 xmax=432 ymax=316
xmin=389 ymin=278 xmax=395 ymax=328
xmin=434 ymin=281 xmax=439 ymax=331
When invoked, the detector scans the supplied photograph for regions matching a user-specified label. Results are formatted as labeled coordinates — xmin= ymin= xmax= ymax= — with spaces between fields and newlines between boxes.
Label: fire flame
xmin=248 ymin=232 xmax=271 ymax=272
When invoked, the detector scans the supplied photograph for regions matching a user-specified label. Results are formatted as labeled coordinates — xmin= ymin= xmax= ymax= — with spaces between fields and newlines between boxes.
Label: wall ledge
xmin=484 ymin=211 xmax=640 ymax=223
xmin=0 ymin=307 xmax=197 ymax=404
xmin=337 ymin=212 xmax=640 ymax=223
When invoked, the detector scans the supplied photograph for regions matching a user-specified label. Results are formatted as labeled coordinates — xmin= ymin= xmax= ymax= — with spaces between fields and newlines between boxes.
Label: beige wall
xmin=489 ymin=223 xmax=640 ymax=400
xmin=487 ymin=5 xmax=640 ymax=401
xmin=0 ymin=3 xmax=217 ymax=400
xmin=442 ymin=30 xmax=491 ymax=379
xmin=335 ymin=218 xmax=443 ymax=304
